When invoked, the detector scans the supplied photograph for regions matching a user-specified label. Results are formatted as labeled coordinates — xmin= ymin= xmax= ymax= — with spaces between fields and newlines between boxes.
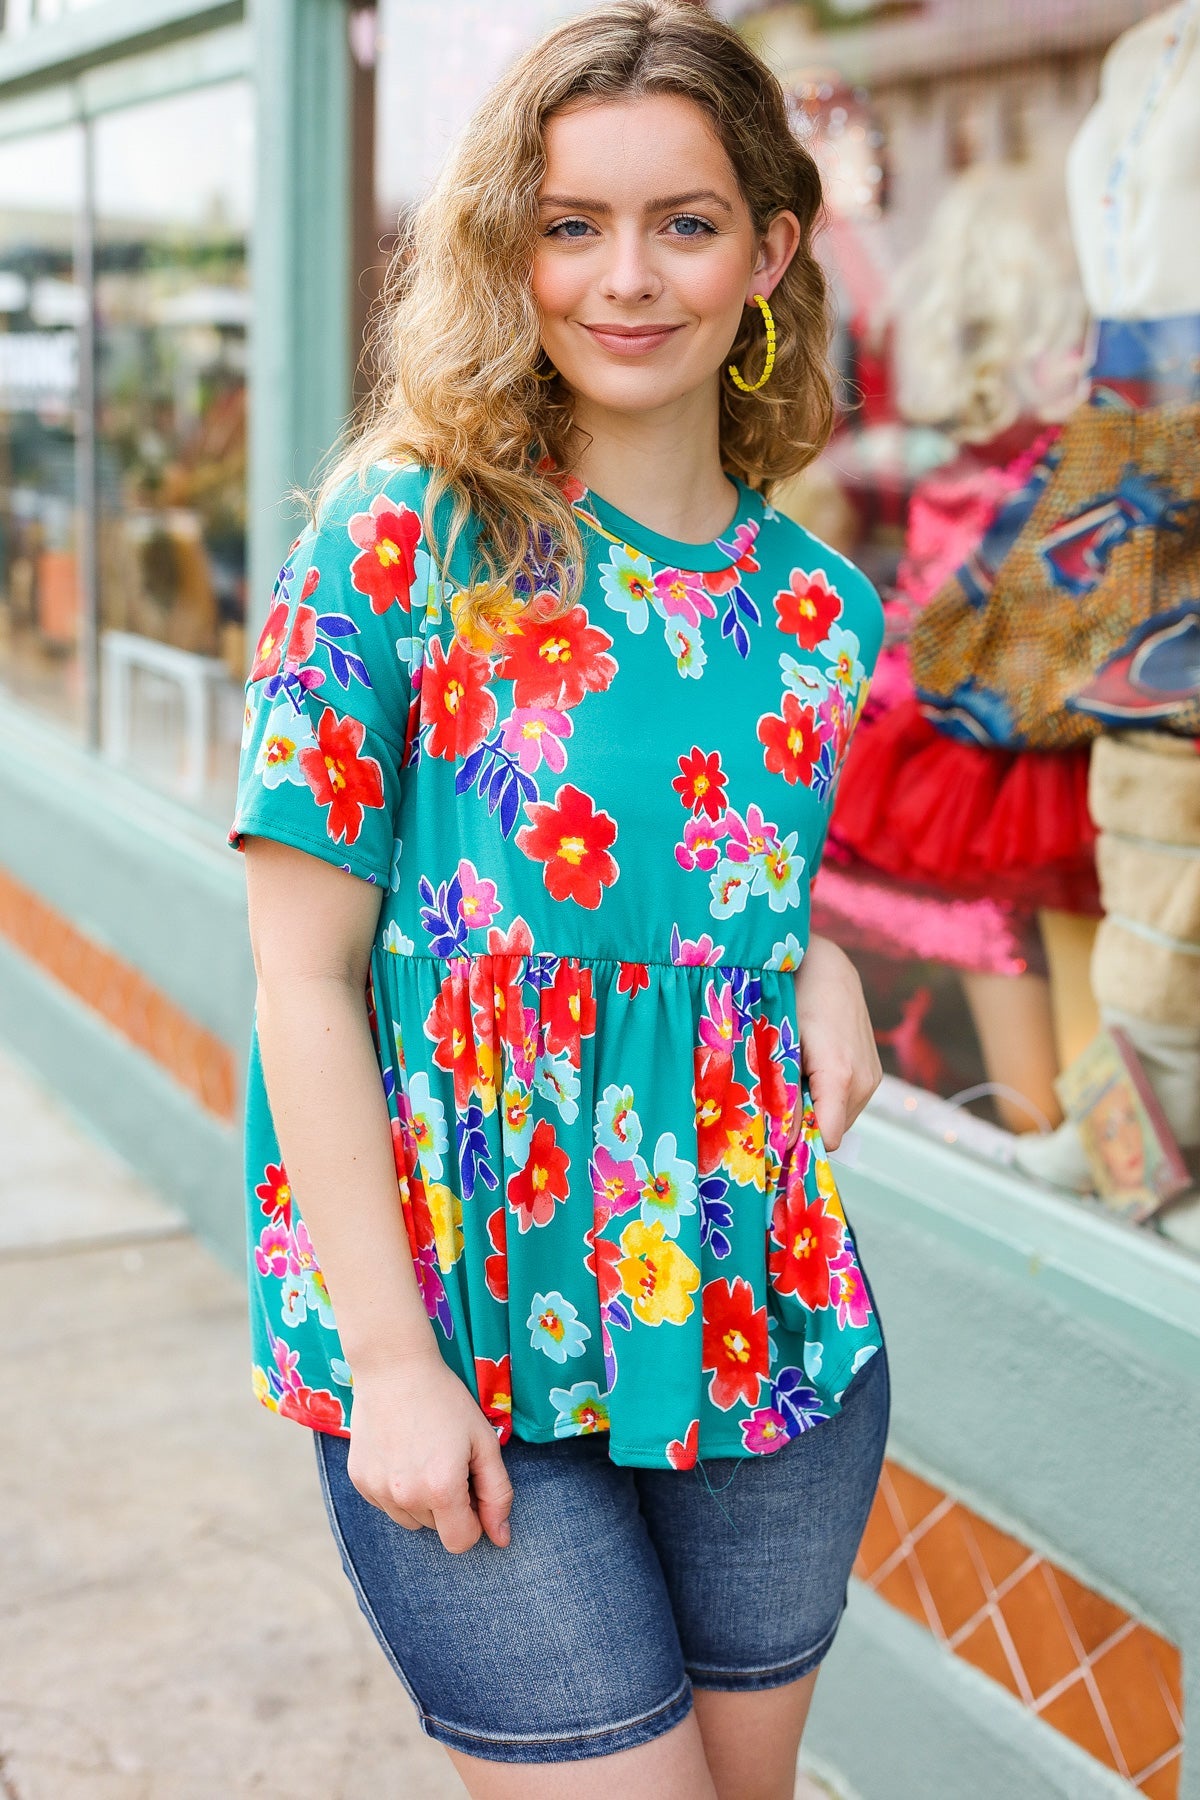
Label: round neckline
xmin=576 ymin=476 xmax=764 ymax=573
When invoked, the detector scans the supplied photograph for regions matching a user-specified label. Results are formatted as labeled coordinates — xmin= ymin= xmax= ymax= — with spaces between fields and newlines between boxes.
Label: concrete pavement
xmin=0 ymin=1043 xmax=839 ymax=1800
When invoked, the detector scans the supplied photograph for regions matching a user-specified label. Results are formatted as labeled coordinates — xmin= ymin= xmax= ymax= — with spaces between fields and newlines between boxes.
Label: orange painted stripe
xmin=0 ymin=865 xmax=237 ymax=1124
xmin=856 ymin=1458 xmax=1183 ymax=1795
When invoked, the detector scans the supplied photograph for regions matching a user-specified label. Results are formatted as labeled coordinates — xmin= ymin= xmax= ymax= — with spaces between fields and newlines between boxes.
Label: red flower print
xmin=298 ymin=706 xmax=385 ymax=846
xmin=747 ymin=1018 xmax=789 ymax=1123
xmin=693 ymin=1050 xmax=752 ymax=1177
xmin=255 ymin=1161 xmax=292 ymax=1227
xmin=507 ymin=1118 xmax=571 ymax=1232
xmin=496 ymin=605 xmax=617 ymax=710
xmin=348 ymin=495 xmax=422 ymax=614
xmin=584 ymin=1227 xmax=623 ymax=1308
xmin=535 ymin=453 xmax=588 ymax=506
xmin=488 ymin=915 xmax=534 ymax=956
xmin=617 ymin=961 xmax=649 ymax=997
xmin=757 ymin=695 xmax=830 ymax=788
xmin=769 ymin=1190 xmax=845 ymax=1310
xmin=475 ymin=1356 xmax=513 ymax=1443
xmin=422 ymin=636 xmax=497 ymax=760
xmin=285 ymin=602 xmax=317 ymax=667
xmin=517 ymin=783 xmax=619 ymax=909
xmin=279 ymin=1385 xmax=346 ymax=1433
xmin=666 ymin=1419 xmax=700 ymax=1470
xmin=424 ymin=968 xmax=481 ymax=1109
xmin=485 ymin=1205 xmax=509 ymax=1301
xmin=300 ymin=566 xmax=320 ymax=601
xmin=544 ymin=960 xmax=597 ymax=1064
xmin=250 ymin=599 xmax=290 ymax=682
xmin=774 ymin=566 xmax=843 ymax=650
xmin=702 ymin=1275 xmax=769 ymax=1411
xmin=672 ymin=747 xmax=728 ymax=821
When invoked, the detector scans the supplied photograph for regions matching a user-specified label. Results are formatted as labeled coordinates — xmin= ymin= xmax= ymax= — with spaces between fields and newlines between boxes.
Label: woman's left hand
xmin=790 ymin=933 xmax=882 ymax=1152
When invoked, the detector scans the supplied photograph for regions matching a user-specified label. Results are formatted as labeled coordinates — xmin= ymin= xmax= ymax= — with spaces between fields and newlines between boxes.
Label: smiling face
xmin=532 ymin=92 xmax=798 ymax=419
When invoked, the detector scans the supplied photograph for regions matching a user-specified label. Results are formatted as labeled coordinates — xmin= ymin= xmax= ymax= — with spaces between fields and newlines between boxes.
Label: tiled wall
xmin=0 ymin=866 xmax=237 ymax=1124
xmin=855 ymin=1460 xmax=1184 ymax=1796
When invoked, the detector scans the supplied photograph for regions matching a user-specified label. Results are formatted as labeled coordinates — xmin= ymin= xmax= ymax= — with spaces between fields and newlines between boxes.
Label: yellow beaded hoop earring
xmin=727 ymin=293 xmax=776 ymax=394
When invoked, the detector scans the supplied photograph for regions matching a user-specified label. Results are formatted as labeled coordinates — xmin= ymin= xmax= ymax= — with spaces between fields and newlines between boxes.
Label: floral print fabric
xmin=230 ymin=463 xmax=885 ymax=1467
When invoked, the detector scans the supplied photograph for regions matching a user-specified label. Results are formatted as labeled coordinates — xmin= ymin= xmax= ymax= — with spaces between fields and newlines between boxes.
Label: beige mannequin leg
xmin=1039 ymin=909 xmax=1101 ymax=1068
xmin=960 ymin=969 xmax=1063 ymax=1133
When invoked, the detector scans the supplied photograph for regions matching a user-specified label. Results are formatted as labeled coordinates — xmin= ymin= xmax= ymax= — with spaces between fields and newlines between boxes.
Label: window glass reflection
xmin=0 ymin=125 xmax=85 ymax=734
xmin=93 ymin=79 xmax=252 ymax=815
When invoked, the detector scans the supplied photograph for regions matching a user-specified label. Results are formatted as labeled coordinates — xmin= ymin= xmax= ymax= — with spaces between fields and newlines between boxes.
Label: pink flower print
xmin=654 ymin=567 xmax=716 ymax=627
xmin=255 ymin=1223 xmax=292 ymax=1279
xmin=828 ymin=1251 xmax=872 ymax=1329
xmin=724 ymin=804 xmax=781 ymax=865
xmin=703 ymin=520 xmax=761 ymax=596
xmin=698 ymin=979 xmax=737 ymax=1055
xmin=675 ymin=814 xmax=727 ymax=873
xmin=291 ymin=1219 xmax=320 ymax=1277
xmin=591 ymin=1145 xmax=642 ymax=1225
xmin=457 ymin=859 xmax=501 ymax=930
xmin=271 ymin=1334 xmax=302 ymax=1391
xmin=741 ymin=1406 xmax=790 ymax=1454
xmin=501 ymin=706 xmax=572 ymax=774
xmin=670 ymin=926 xmax=726 ymax=966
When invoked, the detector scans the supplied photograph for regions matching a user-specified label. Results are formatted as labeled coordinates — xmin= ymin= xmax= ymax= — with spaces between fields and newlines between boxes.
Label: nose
xmin=597 ymin=224 xmax=663 ymax=307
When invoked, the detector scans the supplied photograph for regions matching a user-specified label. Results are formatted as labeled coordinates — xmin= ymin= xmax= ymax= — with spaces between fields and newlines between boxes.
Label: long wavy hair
xmin=311 ymin=0 xmax=834 ymax=636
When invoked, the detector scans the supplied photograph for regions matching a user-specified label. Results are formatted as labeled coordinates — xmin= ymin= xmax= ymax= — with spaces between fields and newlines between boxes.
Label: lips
xmin=581 ymin=323 xmax=685 ymax=355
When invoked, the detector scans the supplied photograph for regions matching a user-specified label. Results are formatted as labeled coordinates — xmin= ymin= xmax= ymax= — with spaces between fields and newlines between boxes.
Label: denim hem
xmin=685 ymin=1604 xmax=844 ymax=1693
xmin=419 ymin=1676 xmax=694 ymax=1764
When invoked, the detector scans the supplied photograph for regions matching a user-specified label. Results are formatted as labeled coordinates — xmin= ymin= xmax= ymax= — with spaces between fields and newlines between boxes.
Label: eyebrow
xmin=538 ymin=189 xmax=735 ymax=215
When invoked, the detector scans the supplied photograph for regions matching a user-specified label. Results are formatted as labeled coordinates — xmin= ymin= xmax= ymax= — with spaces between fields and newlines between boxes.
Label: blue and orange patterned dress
xmin=229 ymin=461 xmax=884 ymax=1468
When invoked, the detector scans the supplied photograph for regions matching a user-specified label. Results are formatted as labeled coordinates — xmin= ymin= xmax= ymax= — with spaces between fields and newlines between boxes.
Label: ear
xmin=747 ymin=209 xmax=802 ymax=304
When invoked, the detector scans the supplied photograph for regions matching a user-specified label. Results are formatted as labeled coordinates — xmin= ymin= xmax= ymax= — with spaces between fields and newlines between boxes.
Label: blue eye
xmin=547 ymin=218 xmax=594 ymax=239
xmin=668 ymin=214 xmax=716 ymax=238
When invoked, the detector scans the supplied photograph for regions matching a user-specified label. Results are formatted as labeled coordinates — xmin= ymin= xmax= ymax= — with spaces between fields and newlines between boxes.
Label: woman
xmin=230 ymin=5 xmax=889 ymax=1796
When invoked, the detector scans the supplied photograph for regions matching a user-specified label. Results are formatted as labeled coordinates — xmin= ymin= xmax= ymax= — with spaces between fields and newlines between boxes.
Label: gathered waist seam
xmin=378 ymin=947 xmax=799 ymax=975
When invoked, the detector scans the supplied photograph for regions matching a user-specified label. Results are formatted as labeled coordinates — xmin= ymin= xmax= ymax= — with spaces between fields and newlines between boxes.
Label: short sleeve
xmin=229 ymin=465 xmax=432 ymax=885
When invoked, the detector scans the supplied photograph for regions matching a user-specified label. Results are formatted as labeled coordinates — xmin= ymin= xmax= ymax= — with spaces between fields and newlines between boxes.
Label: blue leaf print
xmin=340 ymin=653 xmax=372 ymax=688
xmin=699 ymin=1174 xmax=734 ymax=1260
xmin=316 ymin=612 xmax=358 ymax=638
xmin=418 ymin=873 xmax=468 ymax=958
xmin=499 ymin=773 xmax=521 ymax=838
xmin=327 ymin=645 xmax=351 ymax=689
xmin=606 ymin=1297 xmax=633 ymax=1333
xmin=456 ymin=1100 xmax=499 ymax=1202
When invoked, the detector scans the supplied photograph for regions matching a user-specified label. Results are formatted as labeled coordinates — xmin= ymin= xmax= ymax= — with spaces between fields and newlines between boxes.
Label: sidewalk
xmin=0 ymin=1044 xmax=837 ymax=1800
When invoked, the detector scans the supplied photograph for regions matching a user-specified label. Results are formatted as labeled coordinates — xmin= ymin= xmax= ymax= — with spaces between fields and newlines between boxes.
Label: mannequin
xmin=1013 ymin=3 xmax=1200 ymax=1233
xmin=815 ymin=161 xmax=1094 ymax=1133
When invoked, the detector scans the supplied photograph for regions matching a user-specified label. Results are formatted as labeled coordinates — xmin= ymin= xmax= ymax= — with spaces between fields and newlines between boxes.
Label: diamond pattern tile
xmin=855 ymin=1459 xmax=1183 ymax=1796
xmin=0 ymin=867 xmax=237 ymax=1124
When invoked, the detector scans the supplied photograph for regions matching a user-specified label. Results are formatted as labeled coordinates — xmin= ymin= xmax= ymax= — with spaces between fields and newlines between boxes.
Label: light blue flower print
xmin=780 ymin=651 xmax=830 ymax=703
xmin=390 ymin=836 xmax=404 ymax=892
xmin=330 ymin=1357 xmax=354 ymax=1388
xmin=241 ymin=689 xmax=259 ymax=750
xmin=382 ymin=921 xmax=415 ymax=955
xmin=600 ymin=543 xmax=657 ymax=634
xmin=528 ymin=1291 xmax=590 ymax=1363
xmin=821 ymin=622 xmax=865 ymax=693
xmin=665 ymin=613 xmax=706 ymax=679
xmin=281 ymin=1271 xmax=336 ymax=1331
xmin=596 ymin=1084 xmax=643 ymax=1158
xmin=255 ymin=703 xmax=316 ymax=789
xmin=549 ymin=1380 xmax=610 ymax=1436
xmin=766 ymin=932 xmax=805 ymax=971
xmin=640 ymin=1132 xmax=698 ymax=1239
xmin=803 ymin=1339 xmax=824 ymax=1382
xmin=709 ymin=859 xmax=754 ymax=919
xmin=406 ymin=1069 xmax=448 ymax=1181
xmin=750 ymin=832 xmax=806 ymax=912
xmin=534 ymin=1050 xmax=580 ymax=1125
xmin=395 ymin=635 xmax=425 ymax=684
xmin=499 ymin=1078 xmax=535 ymax=1169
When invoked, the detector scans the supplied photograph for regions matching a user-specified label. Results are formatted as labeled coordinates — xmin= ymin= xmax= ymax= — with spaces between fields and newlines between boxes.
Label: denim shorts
xmin=313 ymin=1342 xmax=889 ymax=1765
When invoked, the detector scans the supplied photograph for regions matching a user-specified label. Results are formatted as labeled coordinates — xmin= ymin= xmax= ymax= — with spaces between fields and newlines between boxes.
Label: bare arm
xmin=791 ymin=932 xmax=882 ymax=1151
xmin=245 ymin=836 xmax=512 ymax=1552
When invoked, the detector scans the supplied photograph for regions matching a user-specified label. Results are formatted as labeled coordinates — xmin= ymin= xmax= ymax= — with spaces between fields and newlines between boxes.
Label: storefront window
xmin=93 ymin=79 xmax=251 ymax=813
xmin=735 ymin=0 xmax=1199 ymax=1245
xmin=0 ymin=124 xmax=85 ymax=735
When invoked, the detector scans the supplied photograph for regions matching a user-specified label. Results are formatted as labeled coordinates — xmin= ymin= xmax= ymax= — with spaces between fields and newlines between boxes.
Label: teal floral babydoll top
xmin=229 ymin=461 xmax=885 ymax=1469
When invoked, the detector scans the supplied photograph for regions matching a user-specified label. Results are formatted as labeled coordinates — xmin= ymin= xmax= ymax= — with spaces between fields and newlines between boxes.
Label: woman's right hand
xmin=345 ymin=1350 xmax=514 ymax=1554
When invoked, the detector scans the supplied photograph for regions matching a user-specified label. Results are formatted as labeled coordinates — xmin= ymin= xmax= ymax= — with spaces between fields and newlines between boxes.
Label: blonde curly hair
xmin=312 ymin=0 xmax=834 ymax=635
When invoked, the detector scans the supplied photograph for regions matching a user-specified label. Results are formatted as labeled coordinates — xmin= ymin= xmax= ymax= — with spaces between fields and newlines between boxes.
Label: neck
xmin=566 ymin=380 xmax=739 ymax=543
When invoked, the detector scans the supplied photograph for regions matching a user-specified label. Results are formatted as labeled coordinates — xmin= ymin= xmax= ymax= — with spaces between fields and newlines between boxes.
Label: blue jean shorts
xmin=313 ymin=1342 xmax=889 ymax=1765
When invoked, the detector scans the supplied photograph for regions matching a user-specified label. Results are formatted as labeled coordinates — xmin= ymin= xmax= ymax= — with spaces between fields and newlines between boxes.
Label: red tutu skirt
xmin=831 ymin=700 xmax=1099 ymax=913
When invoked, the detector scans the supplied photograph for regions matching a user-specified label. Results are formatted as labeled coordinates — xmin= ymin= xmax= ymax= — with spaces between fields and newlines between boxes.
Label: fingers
xmin=471 ymin=1432 xmax=515 ymax=1548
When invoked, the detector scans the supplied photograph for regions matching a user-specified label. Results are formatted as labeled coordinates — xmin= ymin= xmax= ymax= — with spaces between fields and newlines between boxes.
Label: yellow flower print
xmin=474 ymin=1038 xmax=499 ymax=1116
xmin=426 ymin=1181 xmax=465 ymax=1270
xmin=252 ymin=1365 xmax=279 ymax=1413
xmin=723 ymin=1110 xmax=765 ymax=1189
xmin=616 ymin=1219 xmax=700 ymax=1326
